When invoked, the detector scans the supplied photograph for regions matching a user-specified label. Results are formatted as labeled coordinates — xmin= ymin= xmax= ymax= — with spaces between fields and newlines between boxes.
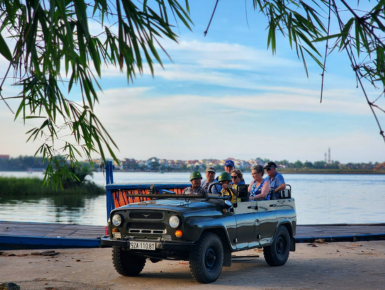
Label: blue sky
xmin=1 ymin=0 xmax=384 ymax=163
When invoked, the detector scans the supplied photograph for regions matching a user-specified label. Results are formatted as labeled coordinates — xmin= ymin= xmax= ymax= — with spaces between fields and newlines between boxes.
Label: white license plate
xmin=130 ymin=241 xmax=156 ymax=251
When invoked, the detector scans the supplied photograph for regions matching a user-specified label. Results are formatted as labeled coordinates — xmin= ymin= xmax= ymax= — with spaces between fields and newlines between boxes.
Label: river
xmin=0 ymin=171 xmax=384 ymax=226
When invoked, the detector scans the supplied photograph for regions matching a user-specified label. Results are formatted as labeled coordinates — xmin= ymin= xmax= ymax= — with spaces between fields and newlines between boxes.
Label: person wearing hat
xmin=264 ymin=162 xmax=286 ymax=194
xmin=218 ymin=172 xmax=238 ymax=203
xmin=182 ymin=171 xmax=207 ymax=195
xmin=215 ymin=160 xmax=245 ymax=184
xmin=224 ymin=160 xmax=235 ymax=173
xmin=201 ymin=167 xmax=221 ymax=194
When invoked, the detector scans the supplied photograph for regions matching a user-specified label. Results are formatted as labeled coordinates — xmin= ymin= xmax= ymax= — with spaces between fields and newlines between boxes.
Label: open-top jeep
xmin=101 ymin=182 xmax=296 ymax=283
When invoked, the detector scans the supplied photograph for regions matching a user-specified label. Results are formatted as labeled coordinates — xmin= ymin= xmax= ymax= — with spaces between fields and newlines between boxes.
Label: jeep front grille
xmin=129 ymin=211 xmax=163 ymax=220
xmin=128 ymin=229 xmax=166 ymax=234
xmin=127 ymin=222 xmax=166 ymax=234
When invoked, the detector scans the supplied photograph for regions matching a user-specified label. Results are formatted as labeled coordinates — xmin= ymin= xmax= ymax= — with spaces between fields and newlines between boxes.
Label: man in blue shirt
xmin=264 ymin=162 xmax=286 ymax=193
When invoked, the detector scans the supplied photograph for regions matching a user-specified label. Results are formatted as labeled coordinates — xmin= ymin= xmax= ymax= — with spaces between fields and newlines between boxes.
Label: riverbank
xmin=0 ymin=177 xmax=104 ymax=196
xmin=1 ymin=241 xmax=384 ymax=289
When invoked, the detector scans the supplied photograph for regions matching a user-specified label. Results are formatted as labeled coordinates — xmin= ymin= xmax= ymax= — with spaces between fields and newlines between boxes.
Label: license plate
xmin=129 ymin=241 xmax=156 ymax=251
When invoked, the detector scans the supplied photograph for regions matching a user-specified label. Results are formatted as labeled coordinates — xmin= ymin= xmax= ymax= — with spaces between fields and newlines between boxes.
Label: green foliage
xmin=45 ymin=156 xmax=93 ymax=188
xmin=253 ymin=0 xmax=325 ymax=76
xmin=0 ymin=176 xmax=104 ymax=196
xmin=0 ymin=0 xmax=191 ymax=185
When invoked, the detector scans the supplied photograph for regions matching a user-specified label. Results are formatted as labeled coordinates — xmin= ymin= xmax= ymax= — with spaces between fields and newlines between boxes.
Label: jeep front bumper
xmin=101 ymin=236 xmax=196 ymax=251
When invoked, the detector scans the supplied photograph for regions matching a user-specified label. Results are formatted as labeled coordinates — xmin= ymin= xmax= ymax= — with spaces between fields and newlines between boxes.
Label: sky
xmin=1 ymin=0 xmax=385 ymax=163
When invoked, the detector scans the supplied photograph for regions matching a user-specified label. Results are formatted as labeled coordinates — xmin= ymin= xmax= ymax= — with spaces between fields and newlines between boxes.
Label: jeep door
xmin=256 ymin=200 xmax=278 ymax=245
xmin=233 ymin=202 xmax=260 ymax=249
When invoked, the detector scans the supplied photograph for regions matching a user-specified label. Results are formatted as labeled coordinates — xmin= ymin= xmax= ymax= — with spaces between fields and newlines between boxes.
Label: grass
xmin=0 ymin=177 xmax=105 ymax=196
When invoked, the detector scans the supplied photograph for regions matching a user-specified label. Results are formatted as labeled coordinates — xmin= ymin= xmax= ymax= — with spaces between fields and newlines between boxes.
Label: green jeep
xmin=101 ymin=185 xmax=296 ymax=283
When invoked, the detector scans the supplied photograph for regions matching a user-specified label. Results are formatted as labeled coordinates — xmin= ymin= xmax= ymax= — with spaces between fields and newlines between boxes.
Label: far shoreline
xmin=1 ymin=169 xmax=385 ymax=175
xmin=103 ymin=169 xmax=385 ymax=175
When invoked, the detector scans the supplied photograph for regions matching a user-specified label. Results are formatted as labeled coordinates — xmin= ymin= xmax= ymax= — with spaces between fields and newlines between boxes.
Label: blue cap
xmin=224 ymin=160 xmax=235 ymax=167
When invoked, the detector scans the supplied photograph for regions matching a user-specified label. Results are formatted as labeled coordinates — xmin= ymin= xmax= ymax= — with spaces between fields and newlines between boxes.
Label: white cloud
xmin=85 ymin=86 xmax=385 ymax=163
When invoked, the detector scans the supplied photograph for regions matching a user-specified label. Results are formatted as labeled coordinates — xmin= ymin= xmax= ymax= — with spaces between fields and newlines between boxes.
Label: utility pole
xmin=328 ymin=147 xmax=331 ymax=164
xmin=324 ymin=152 xmax=327 ymax=163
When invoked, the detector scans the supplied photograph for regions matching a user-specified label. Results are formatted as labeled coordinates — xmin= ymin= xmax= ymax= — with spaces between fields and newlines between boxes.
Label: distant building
xmin=0 ymin=155 xmax=9 ymax=160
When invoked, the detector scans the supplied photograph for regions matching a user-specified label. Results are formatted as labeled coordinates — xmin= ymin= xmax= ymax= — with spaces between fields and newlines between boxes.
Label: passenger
xmin=201 ymin=167 xmax=221 ymax=194
xmin=264 ymin=162 xmax=286 ymax=194
xmin=230 ymin=169 xmax=245 ymax=185
xmin=248 ymin=165 xmax=271 ymax=200
xmin=224 ymin=160 xmax=235 ymax=174
xmin=182 ymin=171 xmax=207 ymax=195
xmin=216 ymin=160 xmax=245 ymax=184
xmin=218 ymin=172 xmax=237 ymax=203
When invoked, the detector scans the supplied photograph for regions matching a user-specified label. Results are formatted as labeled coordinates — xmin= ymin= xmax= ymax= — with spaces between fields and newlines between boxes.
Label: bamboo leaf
xmin=0 ymin=32 xmax=13 ymax=61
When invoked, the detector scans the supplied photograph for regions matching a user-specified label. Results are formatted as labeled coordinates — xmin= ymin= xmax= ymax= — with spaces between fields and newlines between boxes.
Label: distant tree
xmin=279 ymin=160 xmax=290 ymax=168
xmin=294 ymin=160 xmax=303 ymax=169
xmin=303 ymin=161 xmax=313 ymax=168
xmin=313 ymin=161 xmax=327 ymax=169
xmin=326 ymin=161 xmax=340 ymax=170
xmin=150 ymin=161 xmax=160 ymax=171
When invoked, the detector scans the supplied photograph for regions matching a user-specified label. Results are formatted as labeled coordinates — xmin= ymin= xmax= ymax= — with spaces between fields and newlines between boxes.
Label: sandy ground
xmin=1 ymin=241 xmax=385 ymax=290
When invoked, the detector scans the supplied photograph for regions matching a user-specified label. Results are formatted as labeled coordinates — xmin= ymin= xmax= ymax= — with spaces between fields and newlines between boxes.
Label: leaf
xmin=0 ymin=32 xmax=13 ymax=61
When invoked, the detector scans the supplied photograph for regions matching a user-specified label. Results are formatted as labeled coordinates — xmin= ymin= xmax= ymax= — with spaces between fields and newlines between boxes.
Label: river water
xmin=0 ymin=171 xmax=384 ymax=226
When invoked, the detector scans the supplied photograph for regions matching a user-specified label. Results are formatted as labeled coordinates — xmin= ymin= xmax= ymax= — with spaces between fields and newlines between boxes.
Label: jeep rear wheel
xmin=263 ymin=226 xmax=290 ymax=266
xmin=189 ymin=232 xmax=224 ymax=283
xmin=112 ymin=246 xmax=146 ymax=276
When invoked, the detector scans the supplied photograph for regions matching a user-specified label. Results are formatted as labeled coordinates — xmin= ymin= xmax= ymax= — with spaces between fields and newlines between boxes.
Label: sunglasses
xmin=231 ymin=176 xmax=238 ymax=179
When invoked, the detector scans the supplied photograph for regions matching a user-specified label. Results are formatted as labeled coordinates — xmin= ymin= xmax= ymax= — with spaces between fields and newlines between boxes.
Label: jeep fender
xmin=275 ymin=219 xmax=296 ymax=251
xmin=185 ymin=217 xmax=236 ymax=266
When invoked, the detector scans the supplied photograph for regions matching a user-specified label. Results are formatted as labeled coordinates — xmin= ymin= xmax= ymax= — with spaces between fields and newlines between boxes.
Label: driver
xmin=182 ymin=171 xmax=207 ymax=195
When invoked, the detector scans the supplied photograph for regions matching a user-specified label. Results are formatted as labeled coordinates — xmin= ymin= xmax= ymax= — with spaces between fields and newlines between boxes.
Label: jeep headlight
xmin=169 ymin=215 xmax=180 ymax=228
xmin=112 ymin=214 xmax=123 ymax=227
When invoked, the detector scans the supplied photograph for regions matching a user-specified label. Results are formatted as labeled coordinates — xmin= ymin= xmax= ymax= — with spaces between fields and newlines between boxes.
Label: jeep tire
xmin=189 ymin=232 xmax=224 ymax=283
xmin=112 ymin=246 xmax=146 ymax=276
xmin=263 ymin=225 xmax=290 ymax=266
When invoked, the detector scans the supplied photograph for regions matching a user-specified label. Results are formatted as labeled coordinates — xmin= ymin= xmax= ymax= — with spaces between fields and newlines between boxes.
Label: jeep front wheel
xmin=189 ymin=232 xmax=224 ymax=283
xmin=112 ymin=246 xmax=146 ymax=276
xmin=263 ymin=225 xmax=290 ymax=266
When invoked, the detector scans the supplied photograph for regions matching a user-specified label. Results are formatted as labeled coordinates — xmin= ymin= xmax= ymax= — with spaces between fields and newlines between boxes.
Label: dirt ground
xmin=1 ymin=241 xmax=385 ymax=290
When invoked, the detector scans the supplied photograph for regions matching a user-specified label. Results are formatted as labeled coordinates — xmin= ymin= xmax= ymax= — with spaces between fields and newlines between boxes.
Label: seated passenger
xmin=215 ymin=160 xmax=245 ymax=184
xmin=201 ymin=167 xmax=221 ymax=194
xmin=182 ymin=171 xmax=207 ymax=195
xmin=230 ymin=169 xmax=245 ymax=186
xmin=218 ymin=172 xmax=237 ymax=203
xmin=248 ymin=165 xmax=271 ymax=201
xmin=264 ymin=162 xmax=286 ymax=194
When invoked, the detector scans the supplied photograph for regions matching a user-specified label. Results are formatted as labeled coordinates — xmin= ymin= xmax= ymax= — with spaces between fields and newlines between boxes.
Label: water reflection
xmin=0 ymin=193 xmax=106 ymax=225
